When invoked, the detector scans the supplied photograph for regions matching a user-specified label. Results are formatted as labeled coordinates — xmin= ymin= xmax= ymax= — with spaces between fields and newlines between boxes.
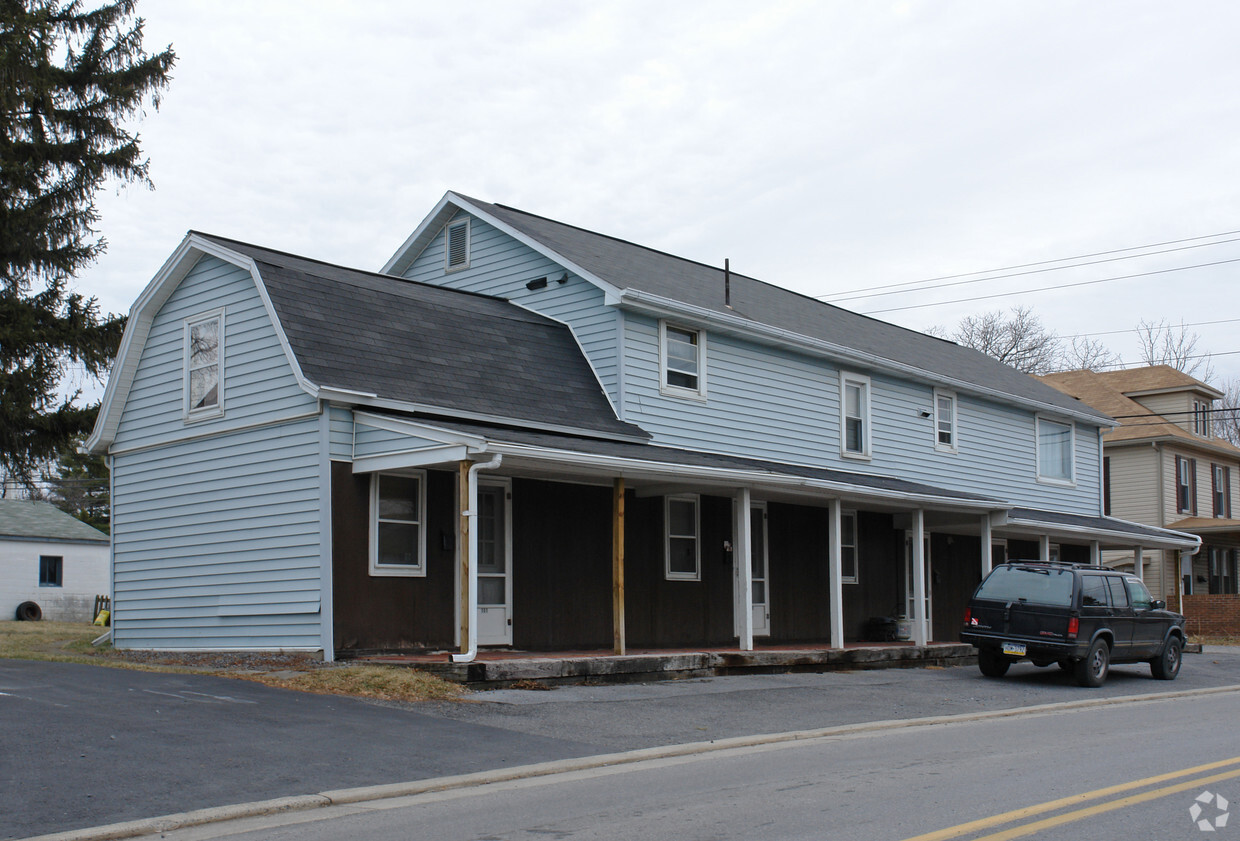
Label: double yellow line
xmin=902 ymin=755 xmax=1240 ymax=841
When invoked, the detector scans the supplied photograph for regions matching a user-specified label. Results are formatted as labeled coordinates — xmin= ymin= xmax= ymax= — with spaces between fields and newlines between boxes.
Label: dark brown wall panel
xmin=842 ymin=512 xmax=903 ymax=642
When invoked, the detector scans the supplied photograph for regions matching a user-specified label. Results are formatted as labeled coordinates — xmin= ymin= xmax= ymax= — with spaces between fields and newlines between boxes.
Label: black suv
xmin=961 ymin=561 xmax=1186 ymax=687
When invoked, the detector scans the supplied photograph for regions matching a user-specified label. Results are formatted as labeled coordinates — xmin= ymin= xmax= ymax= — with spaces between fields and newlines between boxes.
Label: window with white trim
xmin=1213 ymin=464 xmax=1231 ymax=518
xmin=659 ymin=322 xmax=705 ymax=397
xmin=445 ymin=217 xmax=471 ymax=271
xmin=841 ymin=373 xmax=871 ymax=458
xmin=665 ymin=495 xmax=700 ymax=580
xmin=841 ymin=510 xmax=858 ymax=584
xmin=370 ymin=472 xmax=427 ymax=576
xmin=1035 ymin=417 xmax=1073 ymax=483
xmin=1176 ymin=455 xmax=1197 ymax=515
xmin=1193 ymin=400 xmax=1211 ymax=436
xmin=184 ymin=310 xmax=224 ymax=420
xmin=934 ymin=390 xmax=956 ymax=452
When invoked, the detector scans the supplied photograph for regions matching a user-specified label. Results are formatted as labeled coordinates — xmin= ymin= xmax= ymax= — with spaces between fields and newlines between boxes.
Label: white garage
xmin=0 ymin=500 xmax=109 ymax=622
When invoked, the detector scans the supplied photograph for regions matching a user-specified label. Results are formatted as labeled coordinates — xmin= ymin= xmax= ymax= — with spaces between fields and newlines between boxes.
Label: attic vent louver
xmin=446 ymin=218 xmax=470 ymax=271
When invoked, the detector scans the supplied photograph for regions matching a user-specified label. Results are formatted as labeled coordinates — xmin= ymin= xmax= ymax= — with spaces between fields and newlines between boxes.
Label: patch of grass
xmin=246 ymin=664 xmax=465 ymax=702
xmin=0 ymin=621 xmax=465 ymax=702
xmin=1190 ymin=635 xmax=1240 ymax=646
xmin=0 ymin=620 xmax=110 ymax=664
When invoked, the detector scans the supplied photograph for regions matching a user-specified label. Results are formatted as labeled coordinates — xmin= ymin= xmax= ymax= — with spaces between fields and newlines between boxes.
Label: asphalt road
xmin=149 ymin=689 xmax=1240 ymax=841
xmin=5 ymin=648 xmax=1240 ymax=839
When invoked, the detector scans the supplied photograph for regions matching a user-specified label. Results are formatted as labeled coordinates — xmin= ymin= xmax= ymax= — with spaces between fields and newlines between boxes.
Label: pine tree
xmin=0 ymin=0 xmax=175 ymax=489
xmin=35 ymin=435 xmax=110 ymax=531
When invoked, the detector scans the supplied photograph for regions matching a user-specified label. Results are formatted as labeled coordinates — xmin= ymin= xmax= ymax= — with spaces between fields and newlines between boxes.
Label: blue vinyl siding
xmin=113 ymin=255 xmax=315 ymax=449
xmin=110 ymin=418 xmax=323 ymax=650
xmin=400 ymin=213 xmax=620 ymax=409
xmin=329 ymin=406 xmax=353 ymax=461
xmin=353 ymin=423 xmax=447 ymax=459
xmin=622 ymin=313 xmax=1102 ymax=514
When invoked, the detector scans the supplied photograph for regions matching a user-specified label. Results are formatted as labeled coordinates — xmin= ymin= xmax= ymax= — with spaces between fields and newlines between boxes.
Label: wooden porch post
xmin=979 ymin=514 xmax=993 ymax=578
xmin=828 ymin=499 xmax=844 ymax=649
xmin=612 ymin=477 xmax=626 ymax=655
xmin=458 ymin=460 xmax=471 ymax=655
xmin=912 ymin=508 xmax=928 ymax=646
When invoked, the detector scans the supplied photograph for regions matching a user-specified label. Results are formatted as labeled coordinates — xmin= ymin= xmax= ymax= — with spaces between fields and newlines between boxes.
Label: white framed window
xmin=184 ymin=309 xmax=224 ymax=421
xmin=1035 ymin=416 xmax=1074 ymax=484
xmin=841 ymin=510 xmax=858 ymax=584
xmin=1176 ymin=456 xmax=1197 ymax=515
xmin=840 ymin=372 xmax=871 ymax=459
xmin=659 ymin=321 xmax=706 ymax=398
xmin=1193 ymin=400 xmax=1211 ymax=436
xmin=934 ymin=389 xmax=957 ymax=452
xmin=1213 ymin=464 xmax=1231 ymax=518
xmin=445 ymin=217 xmax=471 ymax=272
xmin=370 ymin=471 xmax=427 ymax=577
xmin=665 ymin=494 xmax=700 ymax=581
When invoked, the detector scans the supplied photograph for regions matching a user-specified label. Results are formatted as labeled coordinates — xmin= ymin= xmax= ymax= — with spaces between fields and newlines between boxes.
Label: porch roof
xmin=998 ymin=508 xmax=1201 ymax=551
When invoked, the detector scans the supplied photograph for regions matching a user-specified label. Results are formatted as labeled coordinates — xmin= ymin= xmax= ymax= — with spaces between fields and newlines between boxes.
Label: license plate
xmin=1002 ymin=642 xmax=1027 ymax=656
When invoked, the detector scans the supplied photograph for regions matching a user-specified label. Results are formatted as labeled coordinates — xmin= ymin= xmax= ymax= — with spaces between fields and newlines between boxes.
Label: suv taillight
xmin=1067 ymin=616 xmax=1079 ymax=639
xmin=963 ymin=608 xmax=972 ymax=625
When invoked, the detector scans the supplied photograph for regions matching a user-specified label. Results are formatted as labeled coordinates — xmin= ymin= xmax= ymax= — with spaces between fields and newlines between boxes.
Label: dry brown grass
xmin=0 ymin=620 xmax=466 ymax=702
xmin=1189 ymin=634 xmax=1240 ymax=646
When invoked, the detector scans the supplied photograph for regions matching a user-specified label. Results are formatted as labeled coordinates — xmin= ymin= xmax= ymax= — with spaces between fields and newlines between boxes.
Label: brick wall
xmin=1168 ymin=594 xmax=1240 ymax=636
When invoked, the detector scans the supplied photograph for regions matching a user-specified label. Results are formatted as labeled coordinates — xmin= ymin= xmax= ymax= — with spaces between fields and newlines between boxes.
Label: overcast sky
xmin=80 ymin=0 xmax=1240 ymax=395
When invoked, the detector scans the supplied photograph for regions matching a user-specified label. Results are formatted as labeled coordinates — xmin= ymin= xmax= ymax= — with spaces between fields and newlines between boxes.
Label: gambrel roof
xmin=385 ymin=192 xmax=1112 ymax=425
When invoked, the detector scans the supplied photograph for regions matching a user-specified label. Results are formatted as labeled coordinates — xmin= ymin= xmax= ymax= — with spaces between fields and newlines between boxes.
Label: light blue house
xmin=86 ymin=192 xmax=1198 ymax=660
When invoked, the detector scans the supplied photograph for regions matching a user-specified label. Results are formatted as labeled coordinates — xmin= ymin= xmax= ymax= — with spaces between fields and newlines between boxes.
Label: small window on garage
xmin=39 ymin=555 xmax=63 ymax=587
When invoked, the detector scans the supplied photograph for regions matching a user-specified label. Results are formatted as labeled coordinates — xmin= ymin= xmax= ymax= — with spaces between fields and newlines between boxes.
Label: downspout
xmin=1178 ymin=542 xmax=1201 ymax=616
xmin=451 ymin=454 xmax=503 ymax=664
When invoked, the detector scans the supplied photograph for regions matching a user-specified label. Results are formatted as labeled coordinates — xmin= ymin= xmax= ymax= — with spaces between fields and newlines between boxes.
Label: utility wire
xmin=820 ymin=228 xmax=1240 ymax=301
xmin=863 ymin=256 xmax=1240 ymax=315
xmin=1062 ymin=318 xmax=1240 ymax=340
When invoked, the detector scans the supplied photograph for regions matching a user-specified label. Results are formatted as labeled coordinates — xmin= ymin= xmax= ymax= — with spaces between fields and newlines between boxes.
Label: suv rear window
xmin=974 ymin=565 xmax=1075 ymax=606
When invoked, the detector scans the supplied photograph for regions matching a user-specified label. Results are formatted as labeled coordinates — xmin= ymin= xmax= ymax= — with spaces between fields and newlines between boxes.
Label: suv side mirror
xmin=1150 ymin=599 xmax=1166 ymax=610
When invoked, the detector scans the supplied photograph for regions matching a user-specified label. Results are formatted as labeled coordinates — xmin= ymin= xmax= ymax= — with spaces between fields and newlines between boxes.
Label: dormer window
xmin=1193 ymin=400 xmax=1211 ymax=436
xmin=660 ymin=321 xmax=706 ymax=398
xmin=445 ymin=217 xmax=471 ymax=272
xmin=184 ymin=310 xmax=224 ymax=421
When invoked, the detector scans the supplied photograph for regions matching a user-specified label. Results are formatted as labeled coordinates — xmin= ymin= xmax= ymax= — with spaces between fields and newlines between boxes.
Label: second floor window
xmin=1176 ymin=456 xmax=1197 ymax=515
xmin=1213 ymin=464 xmax=1231 ymax=518
xmin=841 ymin=373 xmax=871 ymax=458
xmin=934 ymin=390 xmax=956 ymax=451
xmin=1036 ymin=417 xmax=1073 ymax=483
xmin=660 ymin=322 xmax=705 ymax=396
xmin=1194 ymin=400 xmax=1211 ymax=436
xmin=184 ymin=311 xmax=224 ymax=420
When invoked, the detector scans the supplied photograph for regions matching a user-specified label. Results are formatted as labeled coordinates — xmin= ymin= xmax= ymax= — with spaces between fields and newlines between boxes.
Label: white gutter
xmin=451 ymin=454 xmax=503 ymax=664
xmin=1177 ymin=542 xmax=1202 ymax=614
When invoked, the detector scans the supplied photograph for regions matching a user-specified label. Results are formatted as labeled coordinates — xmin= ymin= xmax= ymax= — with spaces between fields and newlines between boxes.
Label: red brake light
xmin=963 ymin=608 xmax=972 ymax=625
xmin=1067 ymin=616 xmax=1079 ymax=639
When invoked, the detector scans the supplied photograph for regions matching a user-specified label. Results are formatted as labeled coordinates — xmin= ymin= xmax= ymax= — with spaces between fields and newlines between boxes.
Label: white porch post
xmin=1133 ymin=546 xmax=1144 ymax=582
xmin=1091 ymin=541 xmax=1102 ymax=567
xmin=980 ymin=514 xmax=993 ymax=577
xmin=911 ymin=509 xmax=928 ymax=646
xmin=828 ymin=499 xmax=844 ymax=649
xmin=1039 ymin=535 xmax=1051 ymax=563
xmin=735 ymin=487 xmax=754 ymax=652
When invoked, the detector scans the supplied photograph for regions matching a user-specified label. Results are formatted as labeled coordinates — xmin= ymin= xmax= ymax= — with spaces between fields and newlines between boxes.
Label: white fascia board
xmin=87 ymin=234 xmax=320 ymax=453
xmin=330 ymin=392 xmax=648 ymax=445
xmin=991 ymin=511 xmax=1201 ymax=551
xmin=380 ymin=192 xmax=624 ymax=301
xmin=352 ymin=445 xmax=473 ymax=474
xmin=486 ymin=441 xmax=1002 ymax=513
xmin=618 ymin=289 xmax=1110 ymax=427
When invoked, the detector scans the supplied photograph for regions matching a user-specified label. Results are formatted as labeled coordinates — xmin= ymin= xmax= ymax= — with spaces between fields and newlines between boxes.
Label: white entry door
xmin=904 ymin=532 xmax=932 ymax=635
xmin=750 ymin=504 xmax=770 ymax=636
xmin=476 ymin=481 xmax=512 ymax=646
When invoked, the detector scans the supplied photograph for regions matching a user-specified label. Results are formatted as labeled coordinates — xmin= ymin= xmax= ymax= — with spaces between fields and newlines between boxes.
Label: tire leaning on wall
xmin=15 ymin=601 xmax=42 ymax=621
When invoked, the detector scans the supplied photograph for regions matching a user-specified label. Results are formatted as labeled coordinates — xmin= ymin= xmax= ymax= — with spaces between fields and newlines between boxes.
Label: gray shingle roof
xmin=195 ymin=235 xmax=645 ymax=441
xmin=0 ymin=501 xmax=108 ymax=542
xmin=453 ymin=195 xmax=1109 ymax=423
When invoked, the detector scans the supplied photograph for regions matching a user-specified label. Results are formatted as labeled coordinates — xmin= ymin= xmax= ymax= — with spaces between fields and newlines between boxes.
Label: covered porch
xmin=333 ymin=412 xmax=1200 ymax=662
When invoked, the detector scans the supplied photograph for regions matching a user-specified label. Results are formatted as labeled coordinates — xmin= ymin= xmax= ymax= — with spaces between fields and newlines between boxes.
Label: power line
xmin=820 ymin=228 xmax=1240 ymax=301
xmin=862 ymin=256 xmax=1240 ymax=315
xmin=1062 ymin=318 xmax=1240 ymax=340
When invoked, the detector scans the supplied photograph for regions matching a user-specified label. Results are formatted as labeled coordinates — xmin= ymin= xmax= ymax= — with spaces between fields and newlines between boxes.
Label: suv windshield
xmin=974 ymin=565 xmax=1075 ymax=606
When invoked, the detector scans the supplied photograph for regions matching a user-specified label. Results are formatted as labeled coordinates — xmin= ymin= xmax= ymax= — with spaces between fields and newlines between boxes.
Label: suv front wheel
xmin=1074 ymin=638 xmax=1110 ymax=687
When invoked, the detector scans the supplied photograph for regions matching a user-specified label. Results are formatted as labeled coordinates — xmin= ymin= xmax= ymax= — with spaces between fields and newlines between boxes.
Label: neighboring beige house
xmin=0 ymin=500 xmax=110 ymax=621
xmin=1040 ymin=366 xmax=1239 ymax=606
